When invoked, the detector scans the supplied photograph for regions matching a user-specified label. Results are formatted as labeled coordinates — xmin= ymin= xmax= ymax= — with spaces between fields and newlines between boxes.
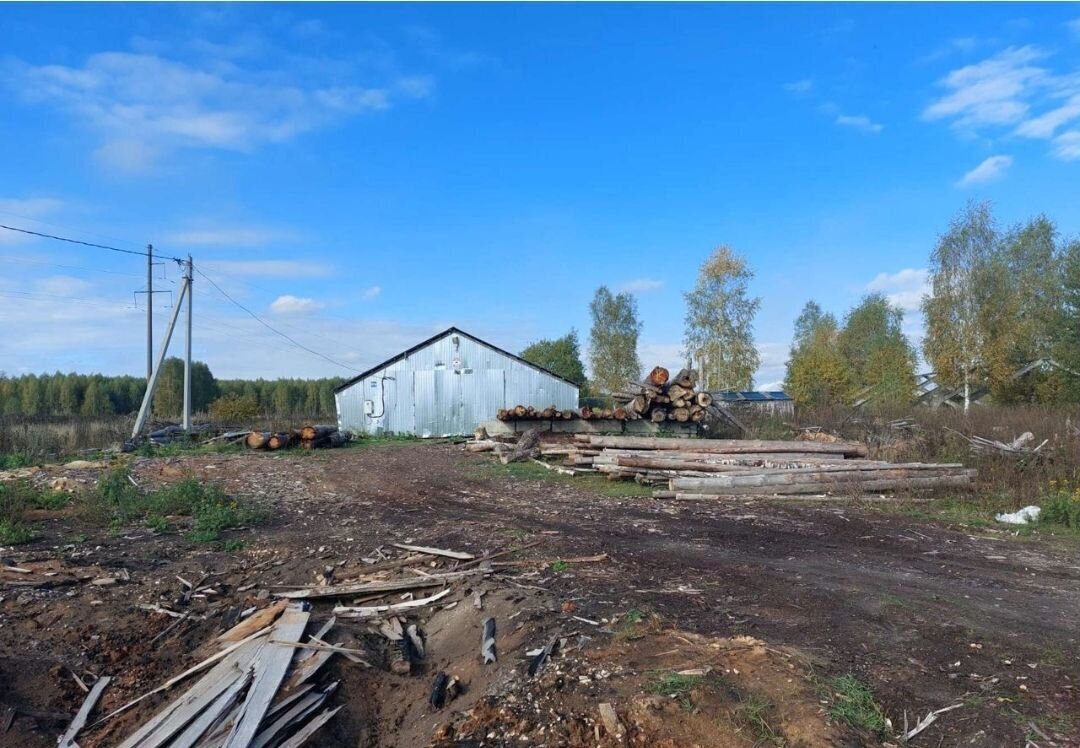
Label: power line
xmin=0 ymin=253 xmax=152 ymax=279
xmin=194 ymin=267 xmax=361 ymax=373
xmin=0 ymin=223 xmax=181 ymax=262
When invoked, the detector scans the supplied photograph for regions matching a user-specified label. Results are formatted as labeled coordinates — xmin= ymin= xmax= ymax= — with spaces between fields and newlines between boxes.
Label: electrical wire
xmin=194 ymin=267 xmax=361 ymax=373
xmin=0 ymin=223 xmax=182 ymax=262
xmin=0 ymin=253 xmax=150 ymax=279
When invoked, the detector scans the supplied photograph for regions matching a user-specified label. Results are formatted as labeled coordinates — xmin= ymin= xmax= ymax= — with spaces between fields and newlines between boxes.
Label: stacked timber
xmin=245 ymin=424 xmax=353 ymax=450
xmin=554 ymin=434 xmax=975 ymax=499
xmin=609 ymin=366 xmax=715 ymax=423
xmin=497 ymin=405 xmax=576 ymax=421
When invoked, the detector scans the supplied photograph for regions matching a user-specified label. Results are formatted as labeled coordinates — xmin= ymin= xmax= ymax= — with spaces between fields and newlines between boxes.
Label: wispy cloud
xmin=270 ymin=294 xmax=324 ymax=314
xmin=360 ymin=285 xmax=381 ymax=301
xmin=783 ymin=79 xmax=813 ymax=95
xmin=616 ymin=278 xmax=664 ymax=294
xmin=866 ymin=267 xmax=929 ymax=312
xmin=1053 ymin=131 xmax=1080 ymax=161
xmin=201 ymin=260 xmax=332 ymax=278
xmin=1068 ymin=18 xmax=1080 ymax=38
xmin=835 ymin=113 xmax=883 ymax=134
xmin=0 ymin=197 xmax=66 ymax=244
xmin=923 ymin=44 xmax=1080 ymax=161
xmin=5 ymin=44 xmax=433 ymax=174
xmin=165 ymin=227 xmax=295 ymax=247
xmin=956 ymin=154 xmax=1013 ymax=187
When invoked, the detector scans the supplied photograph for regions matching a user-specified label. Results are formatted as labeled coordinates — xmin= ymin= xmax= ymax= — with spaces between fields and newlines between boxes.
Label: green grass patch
xmin=0 ymin=452 xmax=34 ymax=470
xmin=824 ymin=674 xmax=888 ymax=736
xmin=549 ymin=559 xmax=570 ymax=573
xmin=80 ymin=469 xmax=258 ymax=543
xmin=0 ymin=518 xmax=36 ymax=545
xmin=1040 ymin=492 xmax=1080 ymax=530
xmin=733 ymin=695 xmax=783 ymax=746
xmin=0 ymin=480 xmax=74 ymax=544
xmin=649 ymin=673 xmax=706 ymax=711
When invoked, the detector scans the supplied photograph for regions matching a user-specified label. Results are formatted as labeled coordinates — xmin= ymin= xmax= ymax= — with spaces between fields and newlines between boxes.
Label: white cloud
xmin=165 ymin=227 xmax=293 ymax=247
xmin=6 ymin=46 xmax=432 ymax=171
xmin=270 ymin=294 xmax=323 ymax=314
xmin=360 ymin=285 xmax=381 ymax=301
xmin=1052 ymin=131 xmax=1080 ymax=161
xmin=201 ymin=260 xmax=331 ymax=278
xmin=35 ymin=275 xmax=92 ymax=296
xmin=923 ymin=44 xmax=1080 ymax=161
xmin=835 ymin=114 xmax=884 ymax=134
xmin=783 ymin=79 xmax=813 ymax=94
xmin=923 ymin=46 xmax=1049 ymax=129
xmin=956 ymin=154 xmax=1013 ymax=187
xmin=866 ymin=267 xmax=930 ymax=312
xmin=94 ymin=139 xmax=159 ymax=174
xmin=616 ymin=278 xmax=664 ymax=294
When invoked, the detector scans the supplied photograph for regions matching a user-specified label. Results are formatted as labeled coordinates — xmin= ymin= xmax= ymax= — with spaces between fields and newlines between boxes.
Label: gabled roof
xmin=334 ymin=326 xmax=582 ymax=392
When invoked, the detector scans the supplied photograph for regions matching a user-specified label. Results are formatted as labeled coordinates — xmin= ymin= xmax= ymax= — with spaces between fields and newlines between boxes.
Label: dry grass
xmin=0 ymin=416 xmax=133 ymax=460
xmin=744 ymin=404 xmax=1080 ymax=505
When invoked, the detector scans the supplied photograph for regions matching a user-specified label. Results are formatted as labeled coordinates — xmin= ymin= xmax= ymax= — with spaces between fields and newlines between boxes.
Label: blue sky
xmin=2 ymin=4 xmax=1079 ymax=387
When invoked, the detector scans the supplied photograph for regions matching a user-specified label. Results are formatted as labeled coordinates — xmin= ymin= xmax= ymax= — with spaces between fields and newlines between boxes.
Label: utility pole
xmin=131 ymin=265 xmax=190 ymax=438
xmin=183 ymin=256 xmax=193 ymax=432
xmin=146 ymin=243 xmax=153 ymax=381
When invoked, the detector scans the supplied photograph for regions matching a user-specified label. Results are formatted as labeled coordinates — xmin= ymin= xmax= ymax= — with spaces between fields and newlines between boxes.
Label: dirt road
xmin=2 ymin=442 xmax=1077 ymax=746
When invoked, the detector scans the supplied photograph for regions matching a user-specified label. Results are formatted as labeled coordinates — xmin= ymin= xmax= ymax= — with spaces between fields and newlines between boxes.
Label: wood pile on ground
xmin=59 ymin=539 xmax=563 ymax=747
xmin=245 ymin=425 xmax=352 ymax=452
xmin=496 ymin=405 xmax=576 ymax=421
xmin=608 ymin=366 xmax=716 ymax=423
xmin=502 ymin=434 xmax=976 ymax=499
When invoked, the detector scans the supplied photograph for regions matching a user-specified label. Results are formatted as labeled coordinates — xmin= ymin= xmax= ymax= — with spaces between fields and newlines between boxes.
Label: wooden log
xmin=541 ymin=407 xmax=556 ymax=419
xmin=513 ymin=405 xmax=527 ymax=418
xmin=670 ymin=467 xmax=975 ymax=492
xmin=696 ymin=392 xmax=713 ymax=407
xmin=646 ymin=367 xmax=670 ymax=387
xmin=650 ymin=409 xmax=667 ymax=423
xmin=246 ymin=432 xmax=271 ymax=450
xmin=299 ymin=425 xmax=336 ymax=441
xmin=496 ymin=409 xmax=508 ymax=421
xmin=580 ymin=436 xmax=869 ymax=457
xmin=580 ymin=406 xmax=594 ymax=420
xmin=612 ymin=407 xmax=627 ymax=421
xmin=500 ymin=428 xmax=542 ymax=464
xmin=667 ymin=384 xmax=691 ymax=402
xmin=672 ymin=408 xmax=690 ymax=422
xmin=267 ymin=432 xmax=292 ymax=451
xmin=669 ymin=472 xmax=975 ymax=497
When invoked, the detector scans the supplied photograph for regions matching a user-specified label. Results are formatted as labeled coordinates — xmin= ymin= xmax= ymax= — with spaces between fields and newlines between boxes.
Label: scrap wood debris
xmin=70 ymin=537 xmax=555 ymax=747
xmin=946 ymin=427 xmax=1049 ymax=462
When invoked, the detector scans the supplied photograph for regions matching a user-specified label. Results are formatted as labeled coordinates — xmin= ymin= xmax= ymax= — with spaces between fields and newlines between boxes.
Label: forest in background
xmin=0 ymin=360 xmax=344 ymax=420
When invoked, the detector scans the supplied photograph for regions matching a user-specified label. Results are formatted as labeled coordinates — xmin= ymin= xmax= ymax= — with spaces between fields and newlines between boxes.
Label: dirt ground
xmin=2 ymin=441 xmax=1078 ymax=747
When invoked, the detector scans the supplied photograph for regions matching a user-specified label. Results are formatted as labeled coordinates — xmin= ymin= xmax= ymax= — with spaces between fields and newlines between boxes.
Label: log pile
xmin=245 ymin=424 xmax=353 ymax=451
xmin=497 ymin=405 xmax=576 ymax=421
xmin=539 ymin=434 xmax=976 ymax=499
xmin=609 ymin=366 xmax=715 ymax=423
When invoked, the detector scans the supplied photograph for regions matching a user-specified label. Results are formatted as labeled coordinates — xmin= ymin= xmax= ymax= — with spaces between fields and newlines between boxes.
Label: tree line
xmin=784 ymin=202 xmax=1080 ymax=408
xmin=520 ymin=246 xmax=762 ymax=397
xmin=0 ymin=361 xmax=344 ymax=419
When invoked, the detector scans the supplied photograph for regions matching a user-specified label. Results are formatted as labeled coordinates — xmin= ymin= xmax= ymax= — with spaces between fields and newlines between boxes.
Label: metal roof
xmin=714 ymin=390 xmax=792 ymax=402
xmin=334 ymin=326 xmax=581 ymax=393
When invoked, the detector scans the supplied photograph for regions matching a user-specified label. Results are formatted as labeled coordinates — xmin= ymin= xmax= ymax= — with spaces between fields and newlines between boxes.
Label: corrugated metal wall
xmin=336 ymin=331 xmax=579 ymax=436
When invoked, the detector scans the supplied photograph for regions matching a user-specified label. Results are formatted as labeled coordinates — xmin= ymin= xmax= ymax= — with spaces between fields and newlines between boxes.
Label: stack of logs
xmin=245 ymin=424 xmax=352 ymax=451
xmin=608 ymin=366 xmax=714 ymax=423
xmin=545 ymin=434 xmax=976 ymax=498
xmin=497 ymin=405 xmax=576 ymax=421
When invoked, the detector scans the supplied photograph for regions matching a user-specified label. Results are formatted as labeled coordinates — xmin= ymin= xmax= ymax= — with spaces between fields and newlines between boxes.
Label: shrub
xmin=208 ymin=394 xmax=261 ymax=424
xmin=1041 ymin=491 xmax=1080 ymax=529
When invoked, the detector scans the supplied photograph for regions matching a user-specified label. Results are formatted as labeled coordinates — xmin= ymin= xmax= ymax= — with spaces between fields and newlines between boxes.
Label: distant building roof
xmin=334 ymin=326 xmax=581 ymax=393
xmin=713 ymin=390 xmax=792 ymax=402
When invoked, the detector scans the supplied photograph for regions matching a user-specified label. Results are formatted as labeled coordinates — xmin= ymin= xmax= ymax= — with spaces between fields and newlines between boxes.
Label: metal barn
xmin=335 ymin=327 xmax=580 ymax=437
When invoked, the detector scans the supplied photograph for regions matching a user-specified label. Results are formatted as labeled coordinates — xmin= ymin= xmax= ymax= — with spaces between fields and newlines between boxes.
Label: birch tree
xmin=683 ymin=246 xmax=761 ymax=391
xmin=784 ymin=301 xmax=850 ymax=406
xmin=838 ymin=294 xmax=917 ymax=406
xmin=921 ymin=202 xmax=997 ymax=412
xmin=588 ymin=287 xmax=642 ymax=394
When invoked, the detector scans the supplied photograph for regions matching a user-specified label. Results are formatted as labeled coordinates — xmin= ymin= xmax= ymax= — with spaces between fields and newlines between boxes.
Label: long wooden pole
xmin=131 ymin=275 xmax=189 ymax=438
